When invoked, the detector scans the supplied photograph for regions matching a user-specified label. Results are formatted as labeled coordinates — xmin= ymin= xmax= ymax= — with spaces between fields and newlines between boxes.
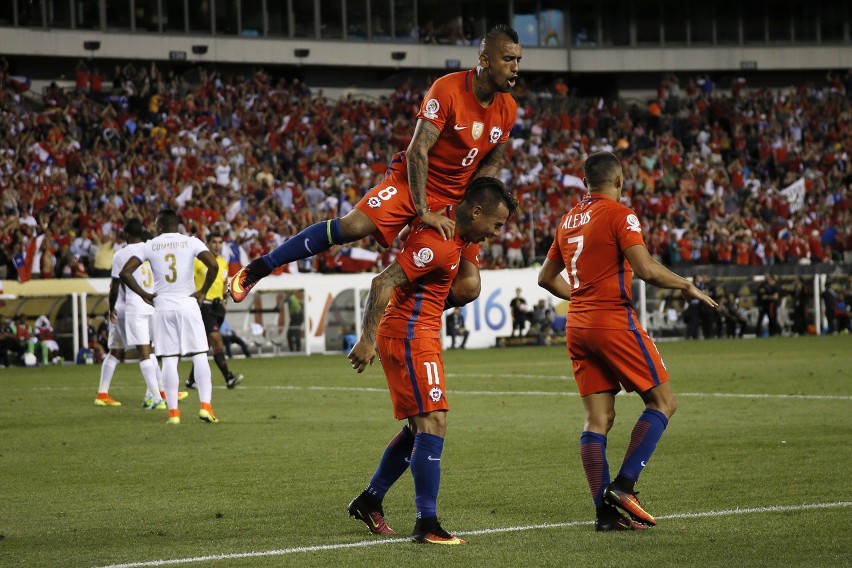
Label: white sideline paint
xmin=93 ymin=502 xmax=851 ymax=568
xmin=27 ymin=384 xmax=852 ymax=401
xmin=254 ymin=385 xmax=852 ymax=401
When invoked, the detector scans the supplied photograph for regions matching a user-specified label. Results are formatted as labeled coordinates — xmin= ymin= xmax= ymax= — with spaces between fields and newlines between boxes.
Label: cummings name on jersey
xmin=152 ymin=241 xmax=191 ymax=251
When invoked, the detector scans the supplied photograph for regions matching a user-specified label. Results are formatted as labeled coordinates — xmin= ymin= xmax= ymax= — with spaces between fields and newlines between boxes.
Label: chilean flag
xmin=336 ymin=247 xmax=380 ymax=273
xmin=16 ymin=234 xmax=44 ymax=282
xmin=30 ymin=142 xmax=55 ymax=164
xmin=222 ymin=240 xmax=250 ymax=277
xmin=9 ymin=75 xmax=31 ymax=93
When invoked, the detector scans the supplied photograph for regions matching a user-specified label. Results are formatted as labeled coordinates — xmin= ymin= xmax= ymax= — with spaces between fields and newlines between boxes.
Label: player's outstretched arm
xmin=624 ymin=244 xmax=718 ymax=309
xmin=538 ymin=257 xmax=572 ymax=301
xmin=407 ymin=119 xmax=454 ymax=240
xmin=348 ymin=262 xmax=409 ymax=373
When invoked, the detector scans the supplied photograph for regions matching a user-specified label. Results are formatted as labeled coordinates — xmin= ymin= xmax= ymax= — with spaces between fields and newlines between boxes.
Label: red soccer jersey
xmin=547 ymin=195 xmax=646 ymax=329
xmin=378 ymin=221 xmax=467 ymax=340
xmin=405 ymin=70 xmax=516 ymax=205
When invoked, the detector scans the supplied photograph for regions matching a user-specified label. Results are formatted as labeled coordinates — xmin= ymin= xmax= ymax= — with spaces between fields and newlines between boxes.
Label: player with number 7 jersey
xmin=538 ymin=151 xmax=717 ymax=532
xmin=548 ymin=194 xmax=647 ymax=330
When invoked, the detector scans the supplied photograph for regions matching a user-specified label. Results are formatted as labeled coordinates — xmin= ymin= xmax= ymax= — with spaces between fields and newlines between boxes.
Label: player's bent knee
xmin=339 ymin=209 xmax=376 ymax=242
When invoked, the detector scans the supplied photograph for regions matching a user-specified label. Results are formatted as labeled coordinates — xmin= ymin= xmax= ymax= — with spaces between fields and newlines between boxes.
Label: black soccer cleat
xmin=411 ymin=516 xmax=466 ymax=545
xmin=348 ymin=493 xmax=395 ymax=535
xmin=595 ymin=505 xmax=651 ymax=532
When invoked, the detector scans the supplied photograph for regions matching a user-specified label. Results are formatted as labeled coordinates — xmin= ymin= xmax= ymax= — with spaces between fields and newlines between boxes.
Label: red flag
xmin=18 ymin=234 xmax=44 ymax=283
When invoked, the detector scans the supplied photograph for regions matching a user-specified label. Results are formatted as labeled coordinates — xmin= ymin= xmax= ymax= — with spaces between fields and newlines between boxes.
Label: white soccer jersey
xmin=111 ymin=242 xmax=155 ymax=316
xmin=134 ymin=232 xmax=211 ymax=310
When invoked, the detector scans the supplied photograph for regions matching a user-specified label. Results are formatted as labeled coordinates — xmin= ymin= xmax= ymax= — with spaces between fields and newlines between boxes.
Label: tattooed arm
xmin=406 ymin=119 xmax=455 ymax=240
xmin=347 ymin=262 xmax=410 ymax=373
xmin=474 ymin=141 xmax=509 ymax=179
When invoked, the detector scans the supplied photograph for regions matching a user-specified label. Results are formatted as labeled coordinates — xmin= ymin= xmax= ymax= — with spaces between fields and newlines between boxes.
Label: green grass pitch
xmin=2 ymin=336 xmax=850 ymax=567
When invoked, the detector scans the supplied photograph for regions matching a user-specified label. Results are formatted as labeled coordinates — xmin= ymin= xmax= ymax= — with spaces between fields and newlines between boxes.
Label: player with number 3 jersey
xmin=228 ymin=25 xmax=521 ymax=311
xmin=120 ymin=210 xmax=222 ymax=425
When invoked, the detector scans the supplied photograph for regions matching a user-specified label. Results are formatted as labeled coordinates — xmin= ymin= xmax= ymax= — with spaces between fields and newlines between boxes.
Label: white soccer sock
xmin=191 ymin=352 xmax=213 ymax=405
xmin=139 ymin=357 xmax=161 ymax=402
xmin=98 ymin=354 xmax=120 ymax=393
xmin=160 ymin=356 xmax=180 ymax=410
xmin=151 ymin=353 xmax=164 ymax=391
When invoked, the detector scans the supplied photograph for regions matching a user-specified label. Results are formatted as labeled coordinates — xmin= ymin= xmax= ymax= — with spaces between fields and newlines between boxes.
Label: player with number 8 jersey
xmin=353 ymin=63 xmax=517 ymax=248
xmin=227 ymin=25 xmax=521 ymax=311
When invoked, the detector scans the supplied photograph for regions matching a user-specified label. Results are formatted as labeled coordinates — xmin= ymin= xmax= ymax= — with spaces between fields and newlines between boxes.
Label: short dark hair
xmin=583 ymin=151 xmax=622 ymax=188
xmin=461 ymin=177 xmax=518 ymax=217
xmin=480 ymin=24 xmax=520 ymax=56
xmin=156 ymin=209 xmax=180 ymax=231
xmin=124 ymin=218 xmax=143 ymax=238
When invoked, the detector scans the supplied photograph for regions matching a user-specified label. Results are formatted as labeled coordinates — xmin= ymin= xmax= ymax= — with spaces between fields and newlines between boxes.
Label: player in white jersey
xmin=120 ymin=209 xmax=220 ymax=424
xmin=95 ymin=219 xmax=171 ymax=408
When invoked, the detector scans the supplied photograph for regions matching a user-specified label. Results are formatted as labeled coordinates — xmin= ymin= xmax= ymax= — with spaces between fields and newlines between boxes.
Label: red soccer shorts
xmin=354 ymin=168 xmax=455 ymax=248
xmin=376 ymin=336 xmax=449 ymax=420
xmin=566 ymin=326 xmax=669 ymax=397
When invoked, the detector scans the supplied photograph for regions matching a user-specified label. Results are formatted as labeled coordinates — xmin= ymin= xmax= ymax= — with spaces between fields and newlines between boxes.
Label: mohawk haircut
xmin=479 ymin=24 xmax=520 ymax=56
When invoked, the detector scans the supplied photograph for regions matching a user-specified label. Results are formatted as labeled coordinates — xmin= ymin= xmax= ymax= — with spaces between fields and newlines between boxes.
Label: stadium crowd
xmin=0 ymin=59 xmax=850 ymax=282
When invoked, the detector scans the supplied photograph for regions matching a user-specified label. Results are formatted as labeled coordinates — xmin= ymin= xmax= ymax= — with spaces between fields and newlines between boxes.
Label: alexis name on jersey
xmin=562 ymin=211 xmax=591 ymax=229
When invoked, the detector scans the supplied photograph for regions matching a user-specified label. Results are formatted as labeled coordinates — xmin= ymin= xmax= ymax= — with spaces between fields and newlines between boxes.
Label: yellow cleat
xmin=178 ymin=391 xmax=190 ymax=401
xmin=199 ymin=408 xmax=219 ymax=423
xmin=166 ymin=416 xmax=181 ymax=425
xmin=95 ymin=394 xmax=122 ymax=407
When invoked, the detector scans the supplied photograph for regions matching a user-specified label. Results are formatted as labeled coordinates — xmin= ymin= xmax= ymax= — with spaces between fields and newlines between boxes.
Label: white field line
xmin=93 ymin=501 xmax=852 ymax=568
xmin=24 ymin=383 xmax=852 ymax=401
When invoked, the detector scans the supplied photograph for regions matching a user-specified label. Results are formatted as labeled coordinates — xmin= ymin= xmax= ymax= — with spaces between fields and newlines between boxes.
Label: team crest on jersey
xmin=423 ymin=98 xmax=440 ymax=120
xmin=413 ymin=247 xmax=434 ymax=268
xmin=626 ymin=214 xmax=642 ymax=233
xmin=368 ymin=196 xmax=382 ymax=209
xmin=489 ymin=126 xmax=502 ymax=143
xmin=471 ymin=121 xmax=484 ymax=140
xmin=429 ymin=387 xmax=444 ymax=402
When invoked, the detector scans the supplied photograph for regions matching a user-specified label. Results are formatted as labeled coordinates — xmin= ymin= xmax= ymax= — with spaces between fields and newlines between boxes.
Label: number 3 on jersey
xmin=565 ymin=236 xmax=583 ymax=289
